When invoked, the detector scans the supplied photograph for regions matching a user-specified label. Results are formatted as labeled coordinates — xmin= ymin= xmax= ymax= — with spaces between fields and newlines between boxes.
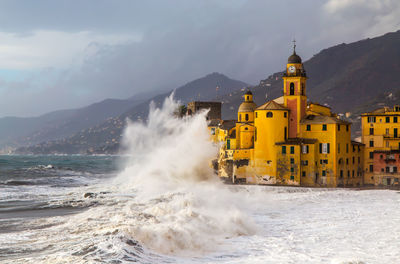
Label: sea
xmin=1 ymin=96 xmax=400 ymax=263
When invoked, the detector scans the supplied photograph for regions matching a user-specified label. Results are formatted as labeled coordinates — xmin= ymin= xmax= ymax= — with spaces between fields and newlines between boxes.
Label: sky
xmin=0 ymin=0 xmax=399 ymax=117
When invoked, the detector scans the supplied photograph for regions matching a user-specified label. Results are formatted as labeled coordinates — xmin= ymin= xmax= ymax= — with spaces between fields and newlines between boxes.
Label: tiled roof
xmin=300 ymin=114 xmax=350 ymax=125
xmin=256 ymin=100 xmax=288 ymax=111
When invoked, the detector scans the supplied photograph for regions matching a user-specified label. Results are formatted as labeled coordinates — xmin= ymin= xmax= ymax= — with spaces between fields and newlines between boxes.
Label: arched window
xmin=246 ymin=96 xmax=249 ymax=100
xmin=239 ymin=114 xmax=241 ymax=121
xmin=245 ymin=127 xmax=248 ymax=130
xmin=290 ymin=83 xmax=295 ymax=95
xmin=245 ymin=114 xmax=249 ymax=121
xmin=266 ymin=112 xmax=273 ymax=118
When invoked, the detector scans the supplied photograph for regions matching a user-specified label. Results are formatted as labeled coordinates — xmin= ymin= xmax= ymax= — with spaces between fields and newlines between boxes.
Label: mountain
xmin=215 ymin=30 xmax=400 ymax=137
xmin=15 ymin=73 xmax=248 ymax=154
xmin=16 ymin=29 xmax=400 ymax=154
xmin=0 ymin=93 xmax=155 ymax=152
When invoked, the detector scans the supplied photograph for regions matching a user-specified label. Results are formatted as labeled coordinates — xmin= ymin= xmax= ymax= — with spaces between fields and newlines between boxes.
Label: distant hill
xmin=15 ymin=30 xmax=400 ymax=154
xmin=0 ymin=92 xmax=156 ymax=152
xmin=217 ymin=30 xmax=400 ymax=136
xmin=15 ymin=73 xmax=248 ymax=154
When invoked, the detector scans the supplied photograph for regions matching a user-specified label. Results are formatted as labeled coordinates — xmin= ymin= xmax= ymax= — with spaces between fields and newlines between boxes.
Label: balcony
xmin=383 ymin=134 xmax=400 ymax=140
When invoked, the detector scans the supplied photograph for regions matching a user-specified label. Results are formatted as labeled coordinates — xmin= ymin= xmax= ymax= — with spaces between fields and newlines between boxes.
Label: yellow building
xmin=215 ymin=46 xmax=364 ymax=187
xmin=361 ymin=106 xmax=400 ymax=186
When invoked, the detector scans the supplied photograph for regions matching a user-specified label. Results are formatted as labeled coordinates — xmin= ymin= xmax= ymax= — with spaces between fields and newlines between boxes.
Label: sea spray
xmin=113 ymin=94 xmax=257 ymax=255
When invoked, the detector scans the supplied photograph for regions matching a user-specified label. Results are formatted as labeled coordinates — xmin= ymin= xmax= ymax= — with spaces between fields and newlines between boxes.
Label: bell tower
xmin=283 ymin=41 xmax=307 ymax=138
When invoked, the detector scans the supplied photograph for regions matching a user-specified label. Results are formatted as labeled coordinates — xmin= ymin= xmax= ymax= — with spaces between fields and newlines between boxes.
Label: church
xmin=212 ymin=46 xmax=364 ymax=187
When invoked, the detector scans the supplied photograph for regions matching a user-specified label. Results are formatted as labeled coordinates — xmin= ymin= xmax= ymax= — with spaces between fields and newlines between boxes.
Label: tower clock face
xmin=288 ymin=65 xmax=296 ymax=73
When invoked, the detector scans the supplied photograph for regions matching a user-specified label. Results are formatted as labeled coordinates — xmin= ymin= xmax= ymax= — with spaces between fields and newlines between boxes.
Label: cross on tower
xmin=292 ymin=39 xmax=296 ymax=53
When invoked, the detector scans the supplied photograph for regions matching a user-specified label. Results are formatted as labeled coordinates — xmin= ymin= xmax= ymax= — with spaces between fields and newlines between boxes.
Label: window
xmin=322 ymin=170 xmax=326 ymax=176
xmin=302 ymin=160 xmax=308 ymax=166
xmin=290 ymin=175 xmax=294 ymax=180
xmin=239 ymin=114 xmax=241 ymax=122
xmin=394 ymin=116 xmax=398 ymax=123
xmin=352 ymin=170 xmax=355 ymax=178
xmin=346 ymin=144 xmax=349 ymax=153
xmin=346 ymin=125 xmax=349 ymax=131
xmin=369 ymin=152 xmax=374 ymax=159
xmin=322 ymin=124 xmax=327 ymax=131
xmin=245 ymin=114 xmax=249 ymax=121
xmin=290 ymin=158 xmax=295 ymax=164
xmin=282 ymin=146 xmax=286 ymax=154
xmin=338 ymin=143 xmax=340 ymax=153
xmin=320 ymin=143 xmax=330 ymax=154
xmin=306 ymin=124 xmax=311 ymax=131
xmin=358 ymin=157 xmax=360 ymax=163
xmin=289 ymin=83 xmax=295 ymax=95
xmin=290 ymin=167 xmax=294 ymax=173
xmin=302 ymin=171 xmax=306 ymax=177
xmin=302 ymin=145 xmax=309 ymax=154
xmin=245 ymin=127 xmax=248 ymax=130
xmin=347 ymin=171 xmax=350 ymax=178
xmin=346 ymin=158 xmax=349 ymax=165
xmin=284 ymin=127 xmax=287 ymax=140
xmin=301 ymin=83 xmax=305 ymax=95
xmin=386 ymin=117 xmax=390 ymax=123
xmin=352 ymin=157 xmax=355 ymax=164
xmin=284 ymin=112 xmax=287 ymax=118
xmin=255 ymin=128 xmax=257 ymax=141
xmin=386 ymin=167 xmax=390 ymax=173
xmin=370 ymin=128 xmax=374 ymax=135
xmin=368 ymin=116 xmax=376 ymax=123
xmin=255 ymin=112 xmax=258 ymax=118
xmin=386 ymin=128 xmax=389 ymax=136
xmin=340 ymin=170 xmax=343 ymax=178
xmin=369 ymin=140 xmax=374 ymax=147
xmin=290 ymin=146 xmax=295 ymax=154
xmin=395 ymin=128 xmax=398 ymax=138
xmin=394 ymin=167 xmax=398 ymax=173
xmin=266 ymin=112 xmax=273 ymax=118
xmin=370 ymin=165 xmax=374 ymax=172
xmin=337 ymin=124 xmax=340 ymax=131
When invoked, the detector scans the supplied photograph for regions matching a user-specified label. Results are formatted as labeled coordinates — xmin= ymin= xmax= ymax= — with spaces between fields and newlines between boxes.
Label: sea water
xmin=1 ymin=96 xmax=400 ymax=263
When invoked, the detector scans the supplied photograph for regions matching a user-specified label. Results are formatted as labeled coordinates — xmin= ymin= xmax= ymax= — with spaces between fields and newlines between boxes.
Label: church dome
xmin=288 ymin=52 xmax=302 ymax=63
xmin=238 ymin=101 xmax=257 ymax=113
xmin=245 ymin=90 xmax=253 ymax=95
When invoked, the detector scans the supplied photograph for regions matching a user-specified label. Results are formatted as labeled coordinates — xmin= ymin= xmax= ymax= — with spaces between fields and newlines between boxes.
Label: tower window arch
xmin=289 ymin=83 xmax=295 ymax=95
xmin=266 ymin=112 xmax=273 ymax=118
xmin=245 ymin=113 xmax=249 ymax=121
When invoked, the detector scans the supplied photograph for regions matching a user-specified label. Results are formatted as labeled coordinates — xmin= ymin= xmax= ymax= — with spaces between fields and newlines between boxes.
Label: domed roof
xmin=245 ymin=90 xmax=252 ymax=95
xmin=238 ymin=101 xmax=257 ymax=113
xmin=288 ymin=51 xmax=302 ymax=63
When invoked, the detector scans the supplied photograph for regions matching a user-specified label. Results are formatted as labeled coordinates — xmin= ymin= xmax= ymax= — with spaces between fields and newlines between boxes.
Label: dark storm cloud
xmin=0 ymin=0 xmax=398 ymax=116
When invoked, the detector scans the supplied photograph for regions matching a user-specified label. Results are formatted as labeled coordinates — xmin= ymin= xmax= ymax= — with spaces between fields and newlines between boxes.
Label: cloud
xmin=0 ymin=30 xmax=140 ymax=69
xmin=322 ymin=0 xmax=400 ymax=39
xmin=0 ymin=0 xmax=399 ymax=117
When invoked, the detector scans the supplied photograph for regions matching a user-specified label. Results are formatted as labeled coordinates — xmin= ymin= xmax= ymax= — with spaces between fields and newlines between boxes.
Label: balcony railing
xmin=383 ymin=134 xmax=400 ymax=139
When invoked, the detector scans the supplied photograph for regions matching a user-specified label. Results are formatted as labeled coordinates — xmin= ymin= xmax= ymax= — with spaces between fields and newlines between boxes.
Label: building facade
xmin=361 ymin=106 xmax=400 ymax=186
xmin=215 ymin=48 xmax=364 ymax=187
